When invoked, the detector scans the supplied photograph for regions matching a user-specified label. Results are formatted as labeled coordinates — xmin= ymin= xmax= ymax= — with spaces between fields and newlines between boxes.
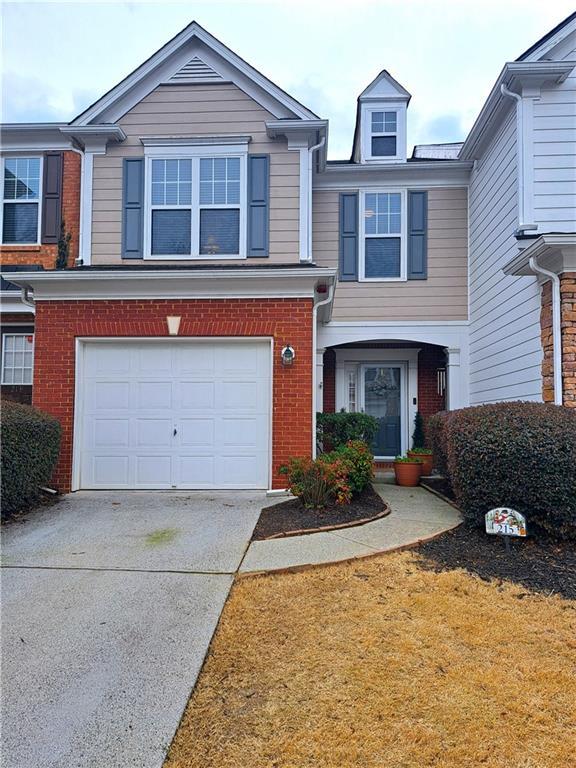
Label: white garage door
xmin=77 ymin=340 xmax=271 ymax=489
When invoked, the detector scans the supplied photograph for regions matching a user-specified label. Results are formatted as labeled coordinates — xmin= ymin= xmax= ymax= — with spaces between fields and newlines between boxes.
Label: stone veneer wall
xmin=541 ymin=272 xmax=576 ymax=408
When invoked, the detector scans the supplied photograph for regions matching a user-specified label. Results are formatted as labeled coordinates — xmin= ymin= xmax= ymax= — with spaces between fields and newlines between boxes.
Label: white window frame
xmin=361 ymin=103 xmax=406 ymax=163
xmin=0 ymin=155 xmax=43 ymax=246
xmin=143 ymin=145 xmax=247 ymax=260
xmin=359 ymin=188 xmax=407 ymax=282
xmin=1 ymin=332 xmax=35 ymax=385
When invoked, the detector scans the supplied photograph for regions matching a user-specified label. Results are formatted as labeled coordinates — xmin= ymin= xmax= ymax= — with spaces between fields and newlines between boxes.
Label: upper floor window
xmin=370 ymin=111 xmax=397 ymax=157
xmin=1 ymin=157 xmax=42 ymax=245
xmin=360 ymin=191 xmax=406 ymax=280
xmin=360 ymin=104 xmax=407 ymax=163
xmin=145 ymin=149 xmax=246 ymax=259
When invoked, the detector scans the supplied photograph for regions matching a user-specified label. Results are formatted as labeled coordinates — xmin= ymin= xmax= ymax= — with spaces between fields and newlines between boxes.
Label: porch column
xmin=446 ymin=347 xmax=464 ymax=410
xmin=316 ymin=347 xmax=326 ymax=411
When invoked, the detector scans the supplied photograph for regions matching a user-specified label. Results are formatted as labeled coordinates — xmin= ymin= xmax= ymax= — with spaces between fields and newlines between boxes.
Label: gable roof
xmin=516 ymin=11 xmax=576 ymax=61
xmin=72 ymin=20 xmax=319 ymax=126
xmin=358 ymin=69 xmax=411 ymax=102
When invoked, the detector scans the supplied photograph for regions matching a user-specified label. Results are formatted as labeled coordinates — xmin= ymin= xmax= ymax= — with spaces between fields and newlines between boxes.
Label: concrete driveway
xmin=1 ymin=491 xmax=263 ymax=768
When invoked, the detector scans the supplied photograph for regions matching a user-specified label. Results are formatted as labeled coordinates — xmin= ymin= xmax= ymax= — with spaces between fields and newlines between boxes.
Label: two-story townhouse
xmin=2 ymin=13 xmax=574 ymax=494
xmin=0 ymin=127 xmax=82 ymax=403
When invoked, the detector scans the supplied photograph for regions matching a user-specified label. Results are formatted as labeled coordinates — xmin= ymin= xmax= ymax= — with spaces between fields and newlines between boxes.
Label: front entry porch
xmin=320 ymin=341 xmax=450 ymax=459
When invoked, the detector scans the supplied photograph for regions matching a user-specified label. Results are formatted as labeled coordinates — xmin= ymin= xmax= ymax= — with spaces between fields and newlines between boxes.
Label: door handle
xmin=173 ymin=428 xmax=177 ymax=436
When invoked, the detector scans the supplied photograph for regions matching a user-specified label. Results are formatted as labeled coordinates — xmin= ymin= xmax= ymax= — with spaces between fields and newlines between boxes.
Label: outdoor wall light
xmin=281 ymin=345 xmax=295 ymax=366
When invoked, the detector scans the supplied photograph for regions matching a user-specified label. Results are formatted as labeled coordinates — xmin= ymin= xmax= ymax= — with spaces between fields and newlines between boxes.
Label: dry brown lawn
xmin=165 ymin=551 xmax=576 ymax=768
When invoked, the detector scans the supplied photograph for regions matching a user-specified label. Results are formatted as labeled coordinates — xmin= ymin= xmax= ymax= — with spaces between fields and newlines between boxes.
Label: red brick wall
xmin=33 ymin=298 xmax=313 ymax=491
xmin=0 ymin=150 xmax=81 ymax=269
xmin=542 ymin=272 xmax=576 ymax=408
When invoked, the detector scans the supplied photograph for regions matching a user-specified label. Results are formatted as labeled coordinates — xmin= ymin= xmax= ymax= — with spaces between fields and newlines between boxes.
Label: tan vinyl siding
xmin=312 ymin=187 xmax=468 ymax=321
xmin=91 ymin=83 xmax=299 ymax=265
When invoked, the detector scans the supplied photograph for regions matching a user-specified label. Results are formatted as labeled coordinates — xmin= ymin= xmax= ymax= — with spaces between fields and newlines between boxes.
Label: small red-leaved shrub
xmin=280 ymin=456 xmax=351 ymax=509
xmin=322 ymin=440 xmax=374 ymax=495
xmin=444 ymin=402 xmax=576 ymax=539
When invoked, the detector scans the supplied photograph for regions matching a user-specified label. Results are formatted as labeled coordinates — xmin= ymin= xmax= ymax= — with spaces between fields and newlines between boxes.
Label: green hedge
xmin=427 ymin=410 xmax=451 ymax=475
xmin=444 ymin=402 xmax=576 ymax=539
xmin=1 ymin=400 xmax=61 ymax=515
xmin=317 ymin=412 xmax=379 ymax=451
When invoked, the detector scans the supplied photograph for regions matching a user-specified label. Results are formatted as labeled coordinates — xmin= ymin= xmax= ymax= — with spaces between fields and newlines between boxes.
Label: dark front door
xmin=362 ymin=365 xmax=402 ymax=457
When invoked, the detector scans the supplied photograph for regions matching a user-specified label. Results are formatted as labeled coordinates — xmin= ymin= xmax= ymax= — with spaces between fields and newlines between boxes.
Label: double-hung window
xmin=370 ymin=111 xmax=397 ymax=158
xmin=361 ymin=191 xmax=406 ymax=280
xmin=1 ymin=333 xmax=34 ymax=385
xmin=1 ymin=157 xmax=42 ymax=245
xmin=146 ymin=149 xmax=245 ymax=259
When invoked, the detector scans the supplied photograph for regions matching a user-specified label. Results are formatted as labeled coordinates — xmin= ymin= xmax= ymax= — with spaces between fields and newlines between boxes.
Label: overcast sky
xmin=2 ymin=0 xmax=574 ymax=159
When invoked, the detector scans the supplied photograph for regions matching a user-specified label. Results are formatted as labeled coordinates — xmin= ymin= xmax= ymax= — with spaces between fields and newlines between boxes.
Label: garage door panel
xmin=178 ymin=456 xmax=215 ymax=485
xmin=78 ymin=341 xmax=271 ymax=490
xmin=137 ymin=419 xmax=173 ymax=447
xmin=179 ymin=381 xmax=215 ymax=410
xmin=179 ymin=418 xmax=215 ymax=447
xmin=92 ymin=382 xmax=131 ymax=410
xmin=135 ymin=456 xmax=172 ymax=485
xmin=94 ymin=418 xmax=130 ymax=447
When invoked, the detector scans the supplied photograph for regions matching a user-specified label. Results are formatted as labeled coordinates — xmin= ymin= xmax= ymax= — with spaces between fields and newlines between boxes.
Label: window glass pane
xmin=2 ymin=334 xmax=34 ymax=385
xmin=199 ymin=157 xmax=241 ymax=205
xmin=371 ymin=112 xmax=384 ymax=132
xmin=384 ymin=111 xmax=397 ymax=131
xmin=23 ymin=368 xmax=33 ymax=384
xmin=151 ymin=210 xmax=191 ymax=255
xmin=366 ymin=193 xmax=401 ymax=235
xmin=151 ymin=159 xmax=191 ymax=206
xmin=4 ymin=158 xmax=40 ymax=200
xmin=200 ymin=209 xmax=240 ymax=255
xmin=365 ymin=238 xmax=401 ymax=278
xmin=371 ymin=135 xmax=397 ymax=157
xmin=2 ymin=203 xmax=38 ymax=243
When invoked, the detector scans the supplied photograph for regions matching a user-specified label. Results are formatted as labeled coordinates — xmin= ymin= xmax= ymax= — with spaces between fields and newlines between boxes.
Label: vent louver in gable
xmin=165 ymin=56 xmax=225 ymax=84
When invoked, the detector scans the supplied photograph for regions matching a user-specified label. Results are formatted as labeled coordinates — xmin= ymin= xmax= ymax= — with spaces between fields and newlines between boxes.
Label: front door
xmin=361 ymin=365 xmax=402 ymax=458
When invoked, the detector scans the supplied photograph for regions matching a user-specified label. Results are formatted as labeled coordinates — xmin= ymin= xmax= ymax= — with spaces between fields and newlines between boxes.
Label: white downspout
xmin=501 ymin=84 xmax=536 ymax=234
xmin=312 ymin=280 xmax=335 ymax=458
xmin=20 ymin=286 xmax=34 ymax=308
xmin=306 ymin=136 xmax=325 ymax=262
xmin=67 ymin=145 xmax=86 ymax=265
xmin=530 ymin=255 xmax=562 ymax=405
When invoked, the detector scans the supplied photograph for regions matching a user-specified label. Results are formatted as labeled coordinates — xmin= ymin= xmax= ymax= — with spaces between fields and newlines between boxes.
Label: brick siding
xmin=32 ymin=298 xmax=314 ymax=491
xmin=0 ymin=150 xmax=81 ymax=269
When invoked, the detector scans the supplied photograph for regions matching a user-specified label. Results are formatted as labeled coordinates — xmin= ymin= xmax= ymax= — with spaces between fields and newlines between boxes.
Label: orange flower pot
xmin=393 ymin=461 xmax=422 ymax=487
xmin=407 ymin=451 xmax=433 ymax=476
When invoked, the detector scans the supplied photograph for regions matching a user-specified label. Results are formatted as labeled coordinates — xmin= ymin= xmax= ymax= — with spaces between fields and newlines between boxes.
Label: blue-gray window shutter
xmin=339 ymin=192 xmax=358 ymax=281
xmin=41 ymin=152 xmax=63 ymax=244
xmin=247 ymin=155 xmax=269 ymax=257
xmin=122 ymin=158 xmax=144 ymax=259
xmin=407 ymin=190 xmax=428 ymax=279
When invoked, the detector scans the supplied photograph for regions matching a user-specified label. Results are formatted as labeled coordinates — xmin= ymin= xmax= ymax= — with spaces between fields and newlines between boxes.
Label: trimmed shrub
xmin=445 ymin=402 xmax=576 ymax=539
xmin=1 ymin=400 xmax=61 ymax=515
xmin=323 ymin=440 xmax=374 ymax=495
xmin=317 ymin=411 xmax=379 ymax=452
xmin=427 ymin=410 xmax=451 ymax=475
xmin=280 ymin=456 xmax=351 ymax=509
xmin=411 ymin=411 xmax=426 ymax=449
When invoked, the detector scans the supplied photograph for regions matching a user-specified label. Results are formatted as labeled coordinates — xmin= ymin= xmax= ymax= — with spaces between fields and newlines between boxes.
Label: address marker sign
xmin=485 ymin=508 xmax=527 ymax=538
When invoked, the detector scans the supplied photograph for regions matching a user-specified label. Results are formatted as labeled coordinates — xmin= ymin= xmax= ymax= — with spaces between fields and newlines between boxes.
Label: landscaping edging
xmin=260 ymin=502 xmax=391 ymax=540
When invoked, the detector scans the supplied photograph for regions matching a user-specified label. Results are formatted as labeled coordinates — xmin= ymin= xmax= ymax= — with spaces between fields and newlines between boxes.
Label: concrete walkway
xmin=240 ymin=478 xmax=461 ymax=573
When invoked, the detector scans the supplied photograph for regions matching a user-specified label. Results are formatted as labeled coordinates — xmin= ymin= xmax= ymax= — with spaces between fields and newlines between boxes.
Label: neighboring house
xmin=0 ymin=13 xmax=574 ymax=492
xmin=0 ymin=130 xmax=81 ymax=402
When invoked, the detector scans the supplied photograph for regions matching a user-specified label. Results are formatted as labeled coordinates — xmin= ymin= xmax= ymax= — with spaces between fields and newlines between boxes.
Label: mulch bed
xmin=252 ymin=484 xmax=388 ymax=541
xmin=417 ymin=523 xmax=576 ymax=599
xmin=420 ymin=476 xmax=457 ymax=503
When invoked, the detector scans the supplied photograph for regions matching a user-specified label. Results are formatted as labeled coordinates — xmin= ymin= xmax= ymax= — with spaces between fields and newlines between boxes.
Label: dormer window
xmin=370 ymin=111 xmax=398 ymax=157
xmin=353 ymin=71 xmax=411 ymax=164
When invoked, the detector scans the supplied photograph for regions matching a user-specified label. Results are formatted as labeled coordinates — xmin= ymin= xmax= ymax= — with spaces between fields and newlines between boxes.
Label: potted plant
xmin=408 ymin=411 xmax=434 ymax=475
xmin=393 ymin=455 xmax=423 ymax=487
xmin=407 ymin=446 xmax=434 ymax=475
